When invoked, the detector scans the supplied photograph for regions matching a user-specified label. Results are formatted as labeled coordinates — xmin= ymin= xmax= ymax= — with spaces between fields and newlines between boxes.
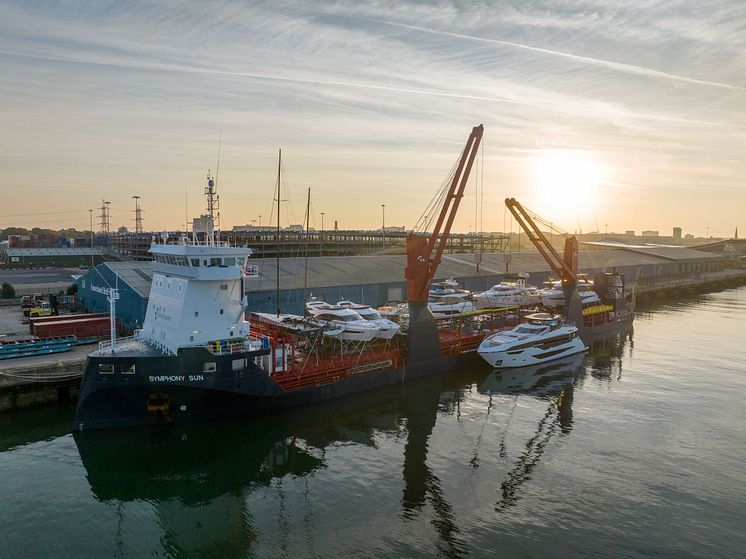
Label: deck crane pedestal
xmin=504 ymin=198 xmax=583 ymax=327
xmin=405 ymin=124 xmax=484 ymax=364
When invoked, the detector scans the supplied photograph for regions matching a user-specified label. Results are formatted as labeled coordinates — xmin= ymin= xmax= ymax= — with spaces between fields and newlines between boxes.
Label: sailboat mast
xmin=303 ymin=187 xmax=311 ymax=304
xmin=276 ymin=148 xmax=281 ymax=316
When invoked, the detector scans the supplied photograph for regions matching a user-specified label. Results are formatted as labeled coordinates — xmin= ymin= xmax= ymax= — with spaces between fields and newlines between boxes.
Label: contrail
xmin=363 ymin=18 xmax=746 ymax=92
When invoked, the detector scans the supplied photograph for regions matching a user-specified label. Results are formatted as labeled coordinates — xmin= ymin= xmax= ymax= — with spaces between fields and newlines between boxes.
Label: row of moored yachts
xmin=254 ymin=300 xmax=402 ymax=343
xmin=379 ymin=273 xmax=602 ymax=320
xmin=252 ymin=273 xmax=598 ymax=349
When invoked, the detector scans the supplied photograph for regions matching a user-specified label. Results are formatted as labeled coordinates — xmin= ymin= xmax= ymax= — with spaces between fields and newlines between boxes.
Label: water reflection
xmin=477 ymin=328 xmax=632 ymax=513
xmin=71 ymin=330 xmax=632 ymax=557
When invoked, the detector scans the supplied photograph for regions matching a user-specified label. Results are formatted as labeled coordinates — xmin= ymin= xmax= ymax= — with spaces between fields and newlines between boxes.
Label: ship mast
xmin=108 ymin=276 xmax=119 ymax=351
xmin=276 ymin=149 xmax=281 ymax=316
xmin=204 ymin=171 xmax=219 ymax=246
xmin=303 ymin=187 xmax=311 ymax=304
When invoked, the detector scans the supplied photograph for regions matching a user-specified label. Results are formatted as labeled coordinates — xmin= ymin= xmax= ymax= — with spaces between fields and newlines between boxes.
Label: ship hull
xmin=73 ymin=346 xmax=480 ymax=431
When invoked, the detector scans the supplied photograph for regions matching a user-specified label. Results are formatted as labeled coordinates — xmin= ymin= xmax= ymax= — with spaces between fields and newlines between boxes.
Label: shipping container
xmin=33 ymin=317 xmax=119 ymax=339
xmin=29 ymin=313 xmax=108 ymax=333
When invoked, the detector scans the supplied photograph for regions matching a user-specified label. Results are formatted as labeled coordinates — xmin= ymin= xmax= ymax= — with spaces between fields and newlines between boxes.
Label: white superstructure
xmin=139 ymin=174 xmax=255 ymax=355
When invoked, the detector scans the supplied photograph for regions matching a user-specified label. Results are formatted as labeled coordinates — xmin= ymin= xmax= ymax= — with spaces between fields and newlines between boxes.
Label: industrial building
xmin=1 ymin=247 xmax=104 ymax=268
xmin=76 ymin=261 xmax=151 ymax=331
xmin=76 ymin=245 xmax=727 ymax=332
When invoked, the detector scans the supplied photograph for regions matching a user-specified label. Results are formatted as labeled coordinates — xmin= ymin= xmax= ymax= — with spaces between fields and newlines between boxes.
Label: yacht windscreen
xmin=515 ymin=325 xmax=545 ymax=334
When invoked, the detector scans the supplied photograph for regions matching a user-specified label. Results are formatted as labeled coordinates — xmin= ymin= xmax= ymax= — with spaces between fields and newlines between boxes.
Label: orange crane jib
xmin=405 ymin=124 xmax=484 ymax=303
xmin=504 ymin=197 xmax=578 ymax=287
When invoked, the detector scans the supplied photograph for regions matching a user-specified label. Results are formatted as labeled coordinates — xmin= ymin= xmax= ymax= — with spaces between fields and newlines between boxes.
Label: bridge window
xmin=191 ymin=258 xmax=200 ymax=267
xmin=210 ymin=258 xmax=220 ymax=267
xmin=98 ymin=363 xmax=114 ymax=374
xmin=203 ymin=362 xmax=217 ymax=373
xmin=224 ymin=257 xmax=235 ymax=266
xmin=120 ymin=361 xmax=136 ymax=375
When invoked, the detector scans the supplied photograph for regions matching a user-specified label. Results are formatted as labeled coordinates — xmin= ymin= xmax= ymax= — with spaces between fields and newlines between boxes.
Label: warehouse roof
xmin=610 ymin=246 xmax=722 ymax=261
xmin=80 ymin=244 xmax=723 ymax=298
xmin=103 ymin=261 xmax=153 ymax=297
xmin=79 ymin=261 xmax=154 ymax=298
xmin=4 ymin=247 xmax=103 ymax=256
xmin=244 ymin=248 xmax=690 ymax=292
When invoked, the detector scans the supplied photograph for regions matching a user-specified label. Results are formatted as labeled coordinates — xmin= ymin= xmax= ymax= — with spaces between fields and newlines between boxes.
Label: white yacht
xmin=377 ymin=294 xmax=474 ymax=321
xmin=305 ymin=301 xmax=379 ymax=342
xmin=474 ymin=273 xmax=540 ymax=309
xmin=429 ymin=278 xmax=460 ymax=299
xmin=477 ymin=313 xmax=587 ymax=368
xmin=336 ymin=301 xmax=401 ymax=339
xmin=428 ymin=292 xmax=475 ymax=318
xmin=538 ymin=278 xmax=600 ymax=308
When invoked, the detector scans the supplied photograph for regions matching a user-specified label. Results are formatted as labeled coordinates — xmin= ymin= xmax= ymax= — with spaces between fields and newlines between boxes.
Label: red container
xmin=29 ymin=313 xmax=109 ymax=333
xmin=33 ymin=317 xmax=118 ymax=339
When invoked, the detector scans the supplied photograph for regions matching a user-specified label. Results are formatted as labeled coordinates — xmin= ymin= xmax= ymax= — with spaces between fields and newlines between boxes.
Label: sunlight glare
xmin=530 ymin=150 xmax=606 ymax=230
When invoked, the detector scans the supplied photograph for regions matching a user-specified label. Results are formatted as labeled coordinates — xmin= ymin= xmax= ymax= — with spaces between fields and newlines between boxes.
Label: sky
xmin=0 ymin=0 xmax=744 ymax=237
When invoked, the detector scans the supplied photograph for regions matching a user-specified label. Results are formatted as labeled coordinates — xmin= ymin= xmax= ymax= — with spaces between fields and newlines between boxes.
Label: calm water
xmin=1 ymin=288 xmax=745 ymax=558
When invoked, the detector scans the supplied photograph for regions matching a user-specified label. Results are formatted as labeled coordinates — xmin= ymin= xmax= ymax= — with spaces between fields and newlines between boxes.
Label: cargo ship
xmin=73 ymin=126 xmax=491 ymax=431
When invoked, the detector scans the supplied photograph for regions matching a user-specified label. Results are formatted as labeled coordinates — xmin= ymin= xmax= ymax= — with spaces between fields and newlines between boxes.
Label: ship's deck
xmin=89 ymin=338 xmax=164 ymax=358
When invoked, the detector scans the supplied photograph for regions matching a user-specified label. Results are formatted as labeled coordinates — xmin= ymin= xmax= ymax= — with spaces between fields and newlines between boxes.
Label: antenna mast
xmin=204 ymin=171 xmax=219 ymax=246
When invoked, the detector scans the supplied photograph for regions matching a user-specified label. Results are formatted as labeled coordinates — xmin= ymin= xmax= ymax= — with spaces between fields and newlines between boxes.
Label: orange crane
xmin=504 ymin=198 xmax=578 ymax=289
xmin=404 ymin=124 xmax=483 ymax=363
xmin=504 ymin=198 xmax=583 ymax=322
xmin=405 ymin=124 xmax=484 ymax=303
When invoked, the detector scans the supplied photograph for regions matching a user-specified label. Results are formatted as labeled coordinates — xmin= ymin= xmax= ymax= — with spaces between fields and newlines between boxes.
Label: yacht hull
xmin=477 ymin=337 xmax=587 ymax=369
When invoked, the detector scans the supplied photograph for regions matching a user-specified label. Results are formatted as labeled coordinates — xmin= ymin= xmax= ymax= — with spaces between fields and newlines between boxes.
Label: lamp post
xmin=321 ymin=212 xmax=325 ymax=232
xmin=381 ymin=204 xmax=385 ymax=249
xmin=258 ymin=215 xmax=262 ymax=228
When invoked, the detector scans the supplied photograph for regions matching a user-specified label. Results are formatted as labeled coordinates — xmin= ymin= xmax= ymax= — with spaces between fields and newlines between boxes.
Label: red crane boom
xmin=406 ymin=124 xmax=484 ymax=303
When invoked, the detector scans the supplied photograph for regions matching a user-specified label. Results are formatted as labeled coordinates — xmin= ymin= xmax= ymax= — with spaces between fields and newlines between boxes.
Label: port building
xmin=75 ymin=245 xmax=727 ymax=331
xmin=1 ymin=247 xmax=104 ymax=269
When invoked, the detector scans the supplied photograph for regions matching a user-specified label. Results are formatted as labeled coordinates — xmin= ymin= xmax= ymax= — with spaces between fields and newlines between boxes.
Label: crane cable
xmin=411 ymin=146 xmax=462 ymax=235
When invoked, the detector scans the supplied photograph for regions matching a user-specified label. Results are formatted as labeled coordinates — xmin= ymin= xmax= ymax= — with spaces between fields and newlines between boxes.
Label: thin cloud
xmin=360 ymin=17 xmax=746 ymax=92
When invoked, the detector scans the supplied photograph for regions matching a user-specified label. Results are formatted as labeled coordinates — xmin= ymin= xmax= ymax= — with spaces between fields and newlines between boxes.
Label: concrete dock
xmin=0 ymin=346 xmax=88 ymax=411
xmin=0 ymin=302 xmax=87 ymax=411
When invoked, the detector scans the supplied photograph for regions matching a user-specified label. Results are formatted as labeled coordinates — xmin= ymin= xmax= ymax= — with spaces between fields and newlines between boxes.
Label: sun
xmin=529 ymin=150 xmax=606 ymax=230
